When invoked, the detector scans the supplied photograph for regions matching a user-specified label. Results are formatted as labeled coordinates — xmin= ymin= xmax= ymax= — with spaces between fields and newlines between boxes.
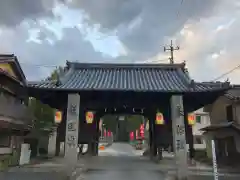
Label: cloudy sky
xmin=0 ymin=0 xmax=239 ymax=83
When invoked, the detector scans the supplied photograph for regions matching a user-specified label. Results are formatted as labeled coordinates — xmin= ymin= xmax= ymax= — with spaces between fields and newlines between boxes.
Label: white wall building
xmin=191 ymin=108 xmax=211 ymax=150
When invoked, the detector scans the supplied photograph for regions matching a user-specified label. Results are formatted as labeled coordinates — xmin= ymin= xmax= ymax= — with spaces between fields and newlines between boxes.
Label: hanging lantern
xmin=188 ymin=114 xmax=196 ymax=125
xmin=130 ymin=131 xmax=134 ymax=140
xmin=86 ymin=111 xmax=94 ymax=124
xmin=54 ymin=111 xmax=62 ymax=123
xmin=140 ymin=124 xmax=144 ymax=137
xmin=155 ymin=112 xmax=164 ymax=125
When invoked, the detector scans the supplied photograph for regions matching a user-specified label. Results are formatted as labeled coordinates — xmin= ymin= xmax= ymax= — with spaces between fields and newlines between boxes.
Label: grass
xmin=0 ymin=155 xmax=10 ymax=171
xmin=193 ymin=150 xmax=212 ymax=165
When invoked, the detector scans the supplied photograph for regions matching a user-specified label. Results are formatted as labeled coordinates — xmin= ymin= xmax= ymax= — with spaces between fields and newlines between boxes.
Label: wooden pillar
xmin=55 ymin=125 xmax=61 ymax=156
xmin=149 ymin=117 xmax=157 ymax=158
xmin=95 ymin=117 xmax=100 ymax=156
xmin=64 ymin=93 xmax=80 ymax=165
xmin=149 ymin=120 xmax=153 ymax=159
xmin=171 ymin=95 xmax=188 ymax=180
xmin=188 ymin=126 xmax=194 ymax=161
xmin=184 ymin=110 xmax=195 ymax=161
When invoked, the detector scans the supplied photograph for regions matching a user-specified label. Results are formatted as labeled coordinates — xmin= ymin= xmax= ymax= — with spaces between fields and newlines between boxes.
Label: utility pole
xmin=164 ymin=40 xmax=180 ymax=64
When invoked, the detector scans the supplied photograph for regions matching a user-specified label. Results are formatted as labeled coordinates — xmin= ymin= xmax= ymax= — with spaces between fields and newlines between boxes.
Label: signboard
xmin=155 ymin=112 xmax=164 ymax=125
xmin=54 ymin=111 xmax=62 ymax=123
xmin=188 ymin=114 xmax=196 ymax=125
xmin=99 ymin=119 xmax=103 ymax=131
xmin=145 ymin=120 xmax=149 ymax=131
xmin=86 ymin=111 xmax=94 ymax=124
xmin=136 ymin=129 xmax=138 ymax=139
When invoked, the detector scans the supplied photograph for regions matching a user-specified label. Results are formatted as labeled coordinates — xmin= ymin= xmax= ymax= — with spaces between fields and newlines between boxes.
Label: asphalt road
xmin=1 ymin=143 xmax=239 ymax=180
xmin=82 ymin=143 xmax=240 ymax=180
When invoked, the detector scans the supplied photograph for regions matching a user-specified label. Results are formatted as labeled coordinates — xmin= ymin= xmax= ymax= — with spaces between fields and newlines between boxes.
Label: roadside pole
xmin=211 ymin=140 xmax=219 ymax=180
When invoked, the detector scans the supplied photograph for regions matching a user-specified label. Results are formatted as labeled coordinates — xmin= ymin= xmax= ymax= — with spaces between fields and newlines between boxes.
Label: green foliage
xmin=102 ymin=115 xmax=117 ymax=133
xmin=29 ymin=98 xmax=55 ymax=134
xmin=126 ymin=115 xmax=143 ymax=132
xmin=0 ymin=155 xmax=11 ymax=170
xmin=46 ymin=66 xmax=64 ymax=81
xmin=28 ymin=67 xmax=63 ymax=137
xmin=102 ymin=114 xmax=144 ymax=133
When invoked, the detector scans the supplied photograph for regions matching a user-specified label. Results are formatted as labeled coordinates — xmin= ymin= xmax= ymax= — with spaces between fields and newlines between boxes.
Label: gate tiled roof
xmin=28 ymin=62 xmax=230 ymax=93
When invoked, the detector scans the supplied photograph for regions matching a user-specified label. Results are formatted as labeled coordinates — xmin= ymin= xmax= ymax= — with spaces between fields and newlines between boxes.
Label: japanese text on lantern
xmin=155 ymin=112 xmax=164 ymax=125
xmin=86 ymin=111 xmax=94 ymax=124
xmin=188 ymin=114 xmax=196 ymax=125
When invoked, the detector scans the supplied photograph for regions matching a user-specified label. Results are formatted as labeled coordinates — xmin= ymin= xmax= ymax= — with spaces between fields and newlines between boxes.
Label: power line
xmin=212 ymin=64 xmax=240 ymax=81
xmin=176 ymin=0 xmax=184 ymax=19
xmin=19 ymin=62 xmax=58 ymax=68
xmin=136 ymin=58 xmax=170 ymax=63
xmin=164 ymin=40 xmax=180 ymax=64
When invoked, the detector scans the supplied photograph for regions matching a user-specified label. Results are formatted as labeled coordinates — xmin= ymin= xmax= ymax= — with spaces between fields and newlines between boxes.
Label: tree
xmin=126 ymin=115 xmax=143 ymax=132
xmin=102 ymin=115 xmax=117 ymax=133
xmin=28 ymin=67 xmax=63 ymax=137
xmin=46 ymin=66 xmax=64 ymax=81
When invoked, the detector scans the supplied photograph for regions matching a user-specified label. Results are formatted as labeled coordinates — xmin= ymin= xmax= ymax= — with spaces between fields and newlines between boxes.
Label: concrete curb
xmin=158 ymin=165 xmax=240 ymax=174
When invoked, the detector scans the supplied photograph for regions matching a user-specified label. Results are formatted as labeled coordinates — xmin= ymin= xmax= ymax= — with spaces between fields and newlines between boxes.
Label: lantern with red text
xmin=86 ymin=111 xmax=94 ymax=124
xmin=155 ymin=112 xmax=164 ymax=125
xmin=54 ymin=111 xmax=62 ymax=123
xmin=188 ymin=114 xmax=196 ymax=125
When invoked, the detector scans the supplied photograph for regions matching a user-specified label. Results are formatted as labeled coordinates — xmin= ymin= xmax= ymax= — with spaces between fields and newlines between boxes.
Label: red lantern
xmin=130 ymin=131 xmax=134 ymax=141
xmin=140 ymin=124 xmax=144 ymax=138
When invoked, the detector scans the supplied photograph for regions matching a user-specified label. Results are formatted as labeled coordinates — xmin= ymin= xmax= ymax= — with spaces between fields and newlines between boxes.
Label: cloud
xmin=0 ymin=0 xmax=240 ymax=84
xmin=0 ymin=0 xmax=58 ymax=27
xmin=66 ymin=0 xmax=219 ymax=61
xmin=0 ymin=23 xmax=112 ymax=81
xmin=136 ymin=0 xmax=240 ymax=83
xmin=170 ymin=0 xmax=240 ymax=82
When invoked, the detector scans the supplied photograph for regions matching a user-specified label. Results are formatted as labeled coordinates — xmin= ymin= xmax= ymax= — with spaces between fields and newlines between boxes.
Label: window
xmin=0 ymin=134 xmax=11 ymax=147
xmin=196 ymin=115 xmax=201 ymax=123
xmin=226 ymin=105 xmax=233 ymax=122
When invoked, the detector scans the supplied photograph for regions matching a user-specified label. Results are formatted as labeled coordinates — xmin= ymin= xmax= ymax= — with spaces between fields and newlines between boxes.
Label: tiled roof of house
xmin=27 ymin=61 xmax=230 ymax=93
xmin=0 ymin=54 xmax=27 ymax=85
xmin=224 ymin=85 xmax=240 ymax=100
xmin=200 ymin=121 xmax=240 ymax=132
